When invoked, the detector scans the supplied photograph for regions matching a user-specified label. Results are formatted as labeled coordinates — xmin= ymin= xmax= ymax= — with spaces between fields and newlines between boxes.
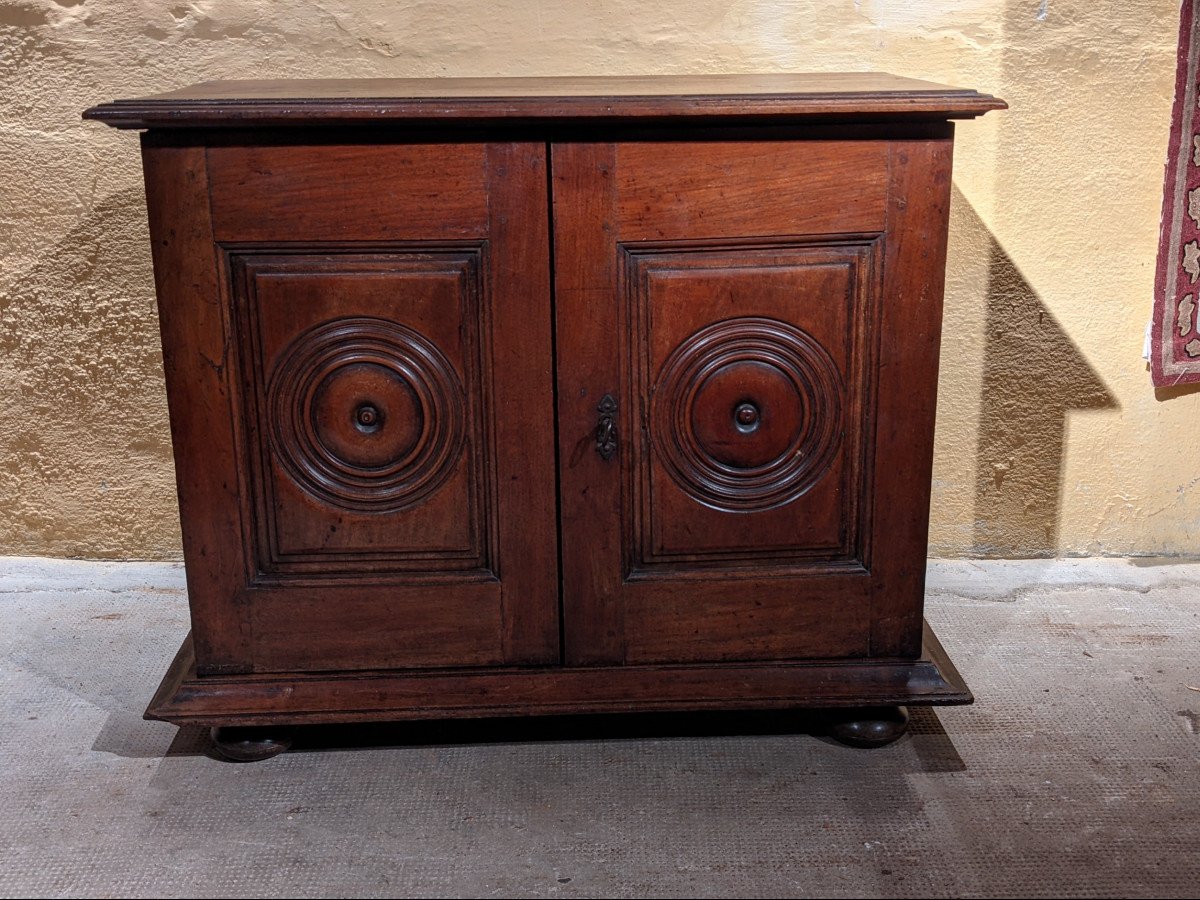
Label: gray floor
xmin=1 ymin=557 xmax=1198 ymax=899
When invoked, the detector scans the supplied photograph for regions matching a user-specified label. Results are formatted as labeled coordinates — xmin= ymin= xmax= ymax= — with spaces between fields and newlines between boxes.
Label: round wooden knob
xmin=355 ymin=403 xmax=380 ymax=429
xmin=734 ymin=401 xmax=760 ymax=431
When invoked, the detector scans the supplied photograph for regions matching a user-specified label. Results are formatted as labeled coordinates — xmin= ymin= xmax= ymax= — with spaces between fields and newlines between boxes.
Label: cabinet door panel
xmin=145 ymin=139 xmax=558 ymax=673
xmin=553 ymin=139 xmax=952 ymax=666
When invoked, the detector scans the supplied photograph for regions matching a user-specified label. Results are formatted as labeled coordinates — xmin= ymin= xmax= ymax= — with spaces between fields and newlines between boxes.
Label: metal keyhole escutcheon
xmin=595 ymin=394 xmax=618 ymax=461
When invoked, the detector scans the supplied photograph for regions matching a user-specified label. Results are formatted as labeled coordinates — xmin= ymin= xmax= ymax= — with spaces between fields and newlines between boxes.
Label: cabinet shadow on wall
xmin=949 ymin=189 xmax=1117 ymax=558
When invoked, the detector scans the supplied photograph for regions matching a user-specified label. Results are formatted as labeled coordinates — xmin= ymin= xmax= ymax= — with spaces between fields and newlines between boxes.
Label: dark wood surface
xmin=869 ymin=138 xmax=957 ymax=656
xmin=206 ymin=143 xmax=489 ymax=241
xmin=144 ymin=136 xmax=559 ymax=674
xmin=141 ymin=140 xmax=252 ymax=673
xmin=146 ymin=622 xmax=971 ymax=726
xmin=209 ymin=726 xmax=293 ymax=761
xmin=553 ymin=137 xmax=948 ymax=665
xmin=84 ymin=74 xmax=1005 ymax=129
xmin=827 ymin=706 xmax=911 ymax=747
xmin=87 ymin=78 xmax=1001 ymax=738
xmin=551 ymin=141 xmax=626 ymax=666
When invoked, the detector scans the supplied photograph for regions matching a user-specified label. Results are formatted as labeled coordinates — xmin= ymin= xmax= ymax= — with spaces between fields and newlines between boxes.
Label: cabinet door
xmin=144 ymin=139 xmax=558 ymax=674
xmin=553 ymin=137 xmax=952 ymax=665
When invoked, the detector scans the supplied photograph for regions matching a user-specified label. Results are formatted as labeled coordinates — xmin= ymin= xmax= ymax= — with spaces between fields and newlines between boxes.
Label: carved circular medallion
xmin=651 ymin=317 xmax=843 ymax=512
xmin=268 ymin=317 xmax=465 ymax=512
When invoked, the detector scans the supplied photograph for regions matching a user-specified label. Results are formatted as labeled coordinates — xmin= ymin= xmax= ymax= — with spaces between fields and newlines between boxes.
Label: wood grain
xmin=557 ymin=140 xmax=894 ymax=666
xmin=84 ymin=74 xmax=1006 ymax=129
xmin=552 ymin=142 xmax=627 ymax=666
xmin=231 ymin=249 xmax=490 ymax=574
xmin=147 ymin=139 xmax=560 ymax=674
xmin=615 ymin=141 xmax=887 ymax=239
xmin=249 ymin=584 xmax=505 ymax=672
xmin=622 ymin=239 xmax=880 ymax=571
xmin=207 ymin=144 xmax=487 ymax=242
xmin=140 ymin=138 xmax=252 ymax=674
xmin=485 ymin=142 xmax=561 ymax=664
xmin=145 ymin=621 xmax=971 ymax=726
xmin=867 ymin=137 xmax=957 ymax=657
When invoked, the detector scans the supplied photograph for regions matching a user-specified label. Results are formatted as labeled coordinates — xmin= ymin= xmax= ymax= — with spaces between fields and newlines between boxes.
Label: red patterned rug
xmin=1153 ymin=0 xmax=1200 ymax=385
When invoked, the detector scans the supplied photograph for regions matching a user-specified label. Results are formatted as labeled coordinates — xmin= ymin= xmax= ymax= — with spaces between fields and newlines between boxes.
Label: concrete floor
xmin=1 ymin=557 xmax=1198 ymax=899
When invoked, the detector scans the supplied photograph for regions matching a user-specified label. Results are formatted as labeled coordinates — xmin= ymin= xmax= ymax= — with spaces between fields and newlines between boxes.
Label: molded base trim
xmin=146 ymin=621 xmax=971 ymax=727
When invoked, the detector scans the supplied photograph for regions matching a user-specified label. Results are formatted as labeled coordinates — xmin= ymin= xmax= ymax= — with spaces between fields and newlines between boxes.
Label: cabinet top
xmin=83 ymin=73 xmax=1005 ymax=129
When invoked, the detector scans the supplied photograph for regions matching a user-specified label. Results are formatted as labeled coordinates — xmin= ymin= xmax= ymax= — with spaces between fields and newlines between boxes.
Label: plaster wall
xmin=0 ymin=0 xmax=1190 ymax=558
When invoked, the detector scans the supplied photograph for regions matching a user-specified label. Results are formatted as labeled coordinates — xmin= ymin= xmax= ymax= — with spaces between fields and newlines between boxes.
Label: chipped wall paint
xmin=0 ymin=0 xmax=1191 ymax=558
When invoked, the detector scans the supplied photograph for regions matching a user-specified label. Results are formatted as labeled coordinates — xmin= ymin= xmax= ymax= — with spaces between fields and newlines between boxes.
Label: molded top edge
xmin=83 ymin=74 xmax=1007 ymax=129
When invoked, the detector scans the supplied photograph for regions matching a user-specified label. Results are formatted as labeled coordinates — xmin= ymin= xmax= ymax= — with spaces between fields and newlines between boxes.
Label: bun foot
xmin=210 ymin=726 xmax=293 ymax=762
xmin=828 ymin=705 xmax=909 ymax=748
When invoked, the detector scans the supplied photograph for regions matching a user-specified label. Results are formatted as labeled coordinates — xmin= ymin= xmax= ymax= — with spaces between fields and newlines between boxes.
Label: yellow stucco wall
xmin=0 ymin=0 xmax=1191 ymax=559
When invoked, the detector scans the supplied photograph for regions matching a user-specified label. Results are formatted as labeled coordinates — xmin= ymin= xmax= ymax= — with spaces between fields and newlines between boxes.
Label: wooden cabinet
xmin=86 ymin=75 xmax=1004 ymax=758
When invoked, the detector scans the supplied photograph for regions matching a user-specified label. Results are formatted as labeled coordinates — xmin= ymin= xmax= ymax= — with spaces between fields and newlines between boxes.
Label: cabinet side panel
xmin=870 ymin=137 xmax=955 ymax=657
xmin=141 ymin=138 xmax=252 ymax=672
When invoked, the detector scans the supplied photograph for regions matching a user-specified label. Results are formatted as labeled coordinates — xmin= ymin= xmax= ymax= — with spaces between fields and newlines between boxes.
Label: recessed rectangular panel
xmin=230 ymin=248 xmax=493 ymax=577
xmin=625 ymin=240 xmax=880 ymax=574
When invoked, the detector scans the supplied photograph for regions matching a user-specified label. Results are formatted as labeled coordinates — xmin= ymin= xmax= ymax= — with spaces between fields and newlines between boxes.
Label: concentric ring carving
xmin=267 ymin=317 xmax=465 ymax=513
xmin=651 ymin=317 xmax=844 ymax=512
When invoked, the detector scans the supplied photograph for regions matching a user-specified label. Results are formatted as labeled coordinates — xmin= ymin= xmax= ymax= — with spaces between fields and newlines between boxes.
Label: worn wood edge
xmin=145 ymin=633 xmax=197 ymax=717
xmin=133 ymin=121 xmax=956 ymax=149
xmin=84 ymin=93 xmax=1007 ymax=130
xmin=921 ymin=618 xmax=973 ymax=702
xmin=144 ymin=621 xmax=972 ymax=726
